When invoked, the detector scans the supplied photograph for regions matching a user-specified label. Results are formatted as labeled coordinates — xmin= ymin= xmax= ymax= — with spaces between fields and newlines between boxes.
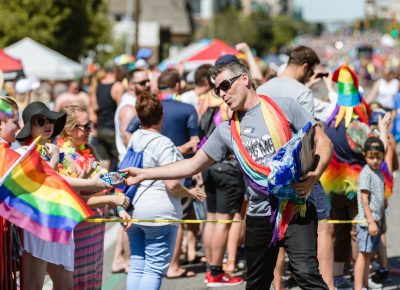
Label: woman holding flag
xmin=57 ymin=104 xmax=131 ymax=290
xmin=15 ymin=101 xmax=127 ymax=290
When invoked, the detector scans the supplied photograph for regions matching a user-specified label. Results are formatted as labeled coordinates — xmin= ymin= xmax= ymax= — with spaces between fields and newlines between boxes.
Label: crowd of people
xmin=1 ymin=37 xmax=400 ymax=290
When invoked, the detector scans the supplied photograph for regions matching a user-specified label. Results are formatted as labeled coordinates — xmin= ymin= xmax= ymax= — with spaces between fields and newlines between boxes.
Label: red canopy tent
xmin=0 ymin=49 xmax=24 ymax=80
xmin=187 ymin=39 xmax=240 ymax=62
xmin=159 ymin=39 xmax=241 ymax=71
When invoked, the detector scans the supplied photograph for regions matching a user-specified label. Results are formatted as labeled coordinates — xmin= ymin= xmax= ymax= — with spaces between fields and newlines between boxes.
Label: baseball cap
xmin=215 ymin=54 xmax=239 ymax=66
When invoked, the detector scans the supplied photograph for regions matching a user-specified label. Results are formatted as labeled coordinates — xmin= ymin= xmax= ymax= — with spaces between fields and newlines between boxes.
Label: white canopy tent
xmin=4 ymin=37 xmax=82 ymax=80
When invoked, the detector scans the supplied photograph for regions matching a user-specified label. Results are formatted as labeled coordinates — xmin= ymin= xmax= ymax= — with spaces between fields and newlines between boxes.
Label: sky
xmin=294 ymin=0 xmax=365 ymax=23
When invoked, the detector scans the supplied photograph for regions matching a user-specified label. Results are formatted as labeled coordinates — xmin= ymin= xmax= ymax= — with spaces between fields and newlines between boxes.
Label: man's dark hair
xmin=363 ymin=136 xmax=385 ymax=153
xmin=158 ymin=69 xmax=180 ymax=90
xmin=194 ymin=64 xmax=212 ymax=86
xmin=288 ymin=46 xmax=320 ymax=67
xmin=209 ymin=62 xmax=251 ymax=84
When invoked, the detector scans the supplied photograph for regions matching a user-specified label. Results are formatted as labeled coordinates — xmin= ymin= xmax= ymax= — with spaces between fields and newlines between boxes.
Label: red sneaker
xmin=206 ymin=273 xmax=244 ymax=287
xmin=204 ymin=271 xmax=211 ymax=284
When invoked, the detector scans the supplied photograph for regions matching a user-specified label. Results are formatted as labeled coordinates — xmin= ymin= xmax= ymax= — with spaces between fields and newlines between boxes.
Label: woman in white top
xmin=15 ymin=102 xmax=126 ymax=290
xmin=125 ymin=93 xmax=205 ymax=290
xmin=367 ymin=69 xmax=399 ymax=110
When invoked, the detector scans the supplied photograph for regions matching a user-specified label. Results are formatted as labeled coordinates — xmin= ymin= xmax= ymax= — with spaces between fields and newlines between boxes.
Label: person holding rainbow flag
xmin=122 ymin=61 xmax=333 ymax=289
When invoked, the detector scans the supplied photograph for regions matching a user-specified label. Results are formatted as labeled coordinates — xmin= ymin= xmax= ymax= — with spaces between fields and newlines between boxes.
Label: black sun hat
xmin=16 ymin=101 xmax=67 ymax=141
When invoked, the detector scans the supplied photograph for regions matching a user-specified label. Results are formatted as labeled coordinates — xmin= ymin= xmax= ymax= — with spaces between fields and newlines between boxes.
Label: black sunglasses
xmin=134 ymin=79 xmax=150 ymax=86
xmin=214 ymin=75 xmax=242 ymax=97
xmin=75 ymin=121 xmax=93 ymax=131
xmin=33 ymin=116 xmax=55 ymax=127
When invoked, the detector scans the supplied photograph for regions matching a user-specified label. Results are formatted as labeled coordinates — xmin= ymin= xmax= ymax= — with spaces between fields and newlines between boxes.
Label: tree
xmin=197 ymin=7 xmax=313 ymax=57
xmin=0 ymin=0 xmax=111 ymax=61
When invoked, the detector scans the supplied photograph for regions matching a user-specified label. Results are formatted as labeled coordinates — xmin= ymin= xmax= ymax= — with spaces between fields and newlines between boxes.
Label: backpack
xmin=198 ymin=106 xmax=224 ymax=149
xmin=116 ymin=136 xmax=161 ymax=206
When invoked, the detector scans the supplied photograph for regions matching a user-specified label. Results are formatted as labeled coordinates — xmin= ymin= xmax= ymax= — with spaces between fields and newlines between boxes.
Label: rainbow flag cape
xmin=0 ymin=139 xmax=94 ymax=245
xmin=231 ymin=95 xmax=314 ymax=244
xmin=320 ymin=153 xmax=393 ymax=200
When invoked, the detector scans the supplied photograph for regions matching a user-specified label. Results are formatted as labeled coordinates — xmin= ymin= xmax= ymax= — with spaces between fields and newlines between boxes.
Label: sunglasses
xmin=33 ymin=117 xmax=55 ymax=127
xmin=75 ymin=121 xmax=93 ymax=131
xmin=213 ymin=75 xmax=242 ymax=97
xmin=134 ymin=79 xmax=150 ymax=86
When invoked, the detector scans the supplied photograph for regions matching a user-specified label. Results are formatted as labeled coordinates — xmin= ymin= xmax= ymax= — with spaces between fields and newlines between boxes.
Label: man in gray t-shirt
xmin=202 ymin=97 xmax=315 ymax=217
xmin=123 ymin=62 xmax=333 ymax=289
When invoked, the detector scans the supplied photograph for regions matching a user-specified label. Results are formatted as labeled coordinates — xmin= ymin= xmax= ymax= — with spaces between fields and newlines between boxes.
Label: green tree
xmin=0 ymin=0 xmax=111 ymax=61
xmin=198 ymin=7 xmax=312 ymax=57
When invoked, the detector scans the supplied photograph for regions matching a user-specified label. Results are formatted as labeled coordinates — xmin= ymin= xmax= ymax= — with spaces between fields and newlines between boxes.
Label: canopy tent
xmin=0 ymin=49 xmax=24 ymax=80
xmin=5 ymin=38 xmax=82 ymax=80
xmin=159 ymin=39 xmax=240 ymax=71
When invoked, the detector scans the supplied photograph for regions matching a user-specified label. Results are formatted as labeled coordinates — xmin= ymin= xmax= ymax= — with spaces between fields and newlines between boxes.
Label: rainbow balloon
xmin=0 ymin=140 xmax=93 ymax=245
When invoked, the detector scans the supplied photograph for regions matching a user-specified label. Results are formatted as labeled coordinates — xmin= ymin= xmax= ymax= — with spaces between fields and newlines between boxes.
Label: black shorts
xmin=203 ymin=161 xmax=245 ymax=214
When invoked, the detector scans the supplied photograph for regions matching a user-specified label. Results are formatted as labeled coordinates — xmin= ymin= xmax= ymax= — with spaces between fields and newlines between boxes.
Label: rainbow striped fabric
xmin=231 ymin=95 xmax=309 ymax=243
xmin=320 ymin=153 xmax=393 ymax=200
xmin=0 ymin=140 xmax=93 ymax=245
xmin=327 ymin=65 xmax=369 ymax=128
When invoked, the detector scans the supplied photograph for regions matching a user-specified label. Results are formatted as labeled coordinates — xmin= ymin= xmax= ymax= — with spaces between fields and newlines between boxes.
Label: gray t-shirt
xmin=201 ymin=97 xmax=316 ymax=217
xmin=257 ymin=77 xmax=314 ymax=116
xmin=356 ymin=165 xmax=385 ymax=226
xmin=128 ymin=129 xmax=183 ymax=226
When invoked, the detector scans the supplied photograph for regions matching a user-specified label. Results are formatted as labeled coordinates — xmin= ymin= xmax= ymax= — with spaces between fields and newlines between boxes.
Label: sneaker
xmin=334 ymin=276 xmax=353 ymax=290
xmin=204 ymin=271 xmax=210 ymax=284
xmin=206 ymin=273 xmax=243 ymax=287
xmin=368 ymin=278 xmax=383 ymax=289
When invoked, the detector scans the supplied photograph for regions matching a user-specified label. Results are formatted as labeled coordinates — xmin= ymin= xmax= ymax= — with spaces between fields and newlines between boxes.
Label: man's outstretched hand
xmin=120 ymin=167 xmax=145 ymax=186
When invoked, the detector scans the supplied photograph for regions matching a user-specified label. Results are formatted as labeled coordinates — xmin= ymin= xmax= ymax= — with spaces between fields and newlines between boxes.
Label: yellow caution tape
xmin=84 ymin=218 xmax=367 ymax=224
xmin=84 ymin=218 xmax=244 ymax=224
xmin=319 ymin=219 xmax=367 ymax=224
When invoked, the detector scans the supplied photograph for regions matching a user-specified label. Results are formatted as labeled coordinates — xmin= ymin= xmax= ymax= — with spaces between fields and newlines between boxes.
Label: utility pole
xmin=133 ymin=0 xmax=140 ymax=55
xmin=125 ymin=0 xmax=133 ymax=55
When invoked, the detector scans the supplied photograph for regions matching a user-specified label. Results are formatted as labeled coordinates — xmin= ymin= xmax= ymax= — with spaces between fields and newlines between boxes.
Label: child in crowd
xmin=354 ymin=137 xmax=387 ymax=290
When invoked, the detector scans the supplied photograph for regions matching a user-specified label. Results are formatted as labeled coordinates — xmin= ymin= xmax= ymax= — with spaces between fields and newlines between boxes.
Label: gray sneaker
xmin=368 ymin=278 xmax=383 ymax=289
xmin=334 ymin=276 xmax=353 ymax=290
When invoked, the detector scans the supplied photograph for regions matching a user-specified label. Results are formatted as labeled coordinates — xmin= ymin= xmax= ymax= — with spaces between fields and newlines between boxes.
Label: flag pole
xmin=0 ymin=136 xmax=40 ymax=186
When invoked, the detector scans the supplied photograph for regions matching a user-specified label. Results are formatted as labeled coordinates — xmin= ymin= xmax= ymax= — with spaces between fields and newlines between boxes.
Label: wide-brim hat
xmin=16 ymin=101 xmax=66 ymax=141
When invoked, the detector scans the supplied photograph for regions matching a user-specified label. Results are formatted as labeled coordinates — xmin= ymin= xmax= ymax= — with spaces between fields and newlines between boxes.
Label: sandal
xmin=165 ymin=269 xmax=196 ymax=279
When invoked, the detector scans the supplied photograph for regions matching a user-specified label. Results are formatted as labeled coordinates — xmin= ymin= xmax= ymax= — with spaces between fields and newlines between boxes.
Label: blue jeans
xmin=126 ymin=224 xmax=178 ymax=290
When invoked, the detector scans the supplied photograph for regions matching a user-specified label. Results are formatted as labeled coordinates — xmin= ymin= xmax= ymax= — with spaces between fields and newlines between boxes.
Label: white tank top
xmin=114 ymin=93 xmax=136 ymax=162
xmin=376 ymin=78 xmax=399 ymax=109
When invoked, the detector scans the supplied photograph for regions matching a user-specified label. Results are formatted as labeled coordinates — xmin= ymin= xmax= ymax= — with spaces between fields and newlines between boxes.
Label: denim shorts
xmin=356 ymin=224 xmax=381 ymax=253
xmin=307 ymin=182 xmax=330 ymax=220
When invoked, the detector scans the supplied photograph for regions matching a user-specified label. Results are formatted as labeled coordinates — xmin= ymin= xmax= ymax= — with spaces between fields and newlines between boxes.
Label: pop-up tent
xmin=5 ymin=37 xmax=82 ymax=80
xmin=0 ymin=49 xmax=24 ymax=80
xmin=159 ymin=39 xmax=240 ymax=71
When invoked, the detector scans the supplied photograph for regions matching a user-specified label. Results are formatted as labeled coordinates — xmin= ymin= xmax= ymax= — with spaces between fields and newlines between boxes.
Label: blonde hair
xmin=60 ymin=105 xmax=88 ymax=140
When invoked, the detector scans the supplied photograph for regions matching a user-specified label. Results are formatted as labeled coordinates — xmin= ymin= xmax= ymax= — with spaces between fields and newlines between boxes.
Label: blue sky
xmin=294 ymin=0 xmax=365 ymax=23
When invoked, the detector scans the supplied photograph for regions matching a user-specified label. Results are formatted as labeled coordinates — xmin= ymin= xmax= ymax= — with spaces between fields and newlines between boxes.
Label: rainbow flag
xmin=0 ymin=140 xmax=93 ymax=245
